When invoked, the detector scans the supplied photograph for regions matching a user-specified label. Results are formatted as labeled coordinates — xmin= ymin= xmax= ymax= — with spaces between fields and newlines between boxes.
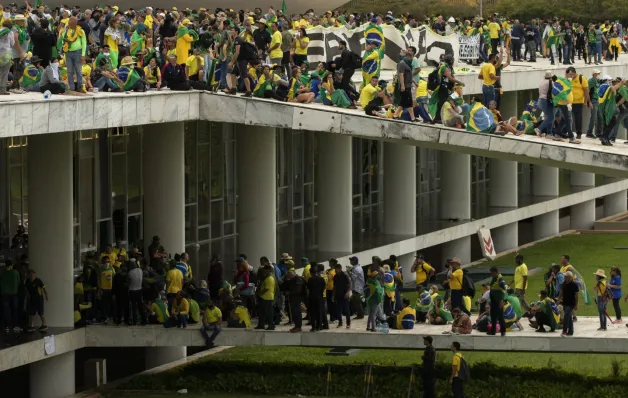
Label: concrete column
xmin=489 ymin=159 xmax=518 ymax=252
xmin=30 ymin=352 xmax=75 ymax=398
xmin=384 ymin=142 xmax=416 ymax=236
xmin=500 ymin=91 xmax=518 ymax=120
xmin=28 ymin=132 xmax=75 ymax=398
xmin=143 ymin=122 xmax=185 ymax=254
xmin=532 ymin=166 xmax=559 ymax=239
xmin=236 ymin=125 xmax=277 ymax=264
xmin=570 ymin=171 xmax=596 ymax=229
xmin=145 ymin=347 xmax=187 ymax=370
xmin=440 ymin=151 xmax=471 ymax=265
xmin=317 ymin=133 xmax=352 ymax=255
xmin=143 ymin=123 xmax=187 ymax=367
xmin=604 ymin=177 xmax=628 ymax=217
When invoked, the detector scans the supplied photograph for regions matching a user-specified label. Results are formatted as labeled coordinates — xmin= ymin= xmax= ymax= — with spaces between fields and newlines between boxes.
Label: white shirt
xmin=128 ymin=268 xmax=143 ymax=291
xmin=349 ymin=265 xmax=365 ymax=294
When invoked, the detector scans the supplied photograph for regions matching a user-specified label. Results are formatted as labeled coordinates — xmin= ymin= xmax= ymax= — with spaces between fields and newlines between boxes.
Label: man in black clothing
xmin=559 ymin=271 xmax=579 ymax=336
xmin=163 ymin=55 xmax=191 ymax=90
xmin=307 ymin=264 xmax=327 ymax=332
xmin=333 ymin=40 xmax=356 ymax=94
xmin=280 ymin=270 xmax=304 ymax=333
xmin=510 ymin=20 xmax=523 ymax=61
xmin=253 ymin=18 xmax=271 ymax=59
xmin=422 ymin=336 xmax=436 ymax=398
xmin=524 ymin=23 xmax=537 ymax=62
xmin=30 ymin=19 xmax=56 ymax=67
xmin=333 ymin=263 xmax=352 ymax=328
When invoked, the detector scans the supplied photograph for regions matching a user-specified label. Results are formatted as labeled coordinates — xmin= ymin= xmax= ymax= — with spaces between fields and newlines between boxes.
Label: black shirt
xmin=333 ymin=272 xmax=351 ymax=298
xmin=253 ymin=29 xmax=271 ymax=52
xmin=564 ymin=28 xmax=573 ymax=44
xmin=307 ymin=274 xmax=326 ymax=299
xmin=26 ymin=278 xmax=44 ymax=300
xmin=422 ymin=344 xmax=436 ymax=369
xmin=561 ymin=281 xmax=580 ymax=306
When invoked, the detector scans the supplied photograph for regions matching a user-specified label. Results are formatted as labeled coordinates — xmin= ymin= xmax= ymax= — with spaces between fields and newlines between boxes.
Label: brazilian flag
xmin=383 ymin=273 xmax=396 ymax=301
xmin=551 ymin=76 xmax=572 ymax=106
xmin=429 ymin=300 xmax=452 ymax=322
xmin=116 ymin=66 xmax=141 ymax=91
xmin=503 ymin=302 xmax=517 ymax=331
xmin=130 ymin=30 xmax=146 ymax=56
xmin=505 ymin=294 xmax=522 ymax=319
xmin=363 ymin=22 xmax=385 ymax=51
xmin=466 ymin=102 xmax=496 ymax=133
xmin=206 ymin=58 xmax=219 ymax=86
xmin=599 ymin=83 xmax=616 ymax=125
xmin=415 ymin=291 xmax=432 ymax=313
xmin=365 ymin=277 xmax=384 ymax=312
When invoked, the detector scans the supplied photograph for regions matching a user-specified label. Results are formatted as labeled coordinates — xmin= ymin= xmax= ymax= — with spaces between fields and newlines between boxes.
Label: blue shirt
xmin=610 ymin=275 xmax=622 ymax=299
xmin=175 ymin=262 xmax=188 ymax=277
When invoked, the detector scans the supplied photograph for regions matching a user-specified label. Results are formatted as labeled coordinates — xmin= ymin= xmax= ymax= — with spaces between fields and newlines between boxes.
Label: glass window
xmin=98 ymin=220 xmax=111 ymax=249
xmin=127 ymin=215 xmax=141 ymax=248
xmin=111 ymin=153 xmax=126 ymax=242
xmin=224 ymin=129 xmax=236 ymax=220
xmin=292 ymin=131 xmax=303 ymax=207
xmin=79 ymin=157 xmax=94 ymax=249
xmin=304 ymin=132 xmax=314 ymax=184
xmin=277 ymin=186 xmax=289 ymax=222
xmin=304 ymin=183 xmax=314 ymax=217
xmin=210 ymin=128 xmax=224 ymax=199
xmin=197 ymin=144 xmax=210 ymax=225
xmin=97 ymin=132 xmax=111 ymax=220
xmin=198 ymin=242 xmax=211 ymax=282
xmin=184 ymin=124 xmax=197 ymax=204
xmin=198 ymin=226 xmax=210 ymax=241
xmin=224 ymin=221 xmax=235 ymax=236
xmin=9 ymin=166 xmax=22 ymax=234
xmin=211 ymin=199 xmax=222 ymax=239
xmin=127 ymin=129 xmax=142 ymax=214
xmin=185 ymin=205 xmax=196 ymax=244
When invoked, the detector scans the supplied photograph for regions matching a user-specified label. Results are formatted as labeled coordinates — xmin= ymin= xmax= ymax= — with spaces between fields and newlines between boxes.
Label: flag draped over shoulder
xmin=415 ymin=291 xmax=432 ymax=313
xmin=429 ymin=299 xmax=452 ymax=322
xmin=130 ymin=31 xmax=145 ymax=56
xmin=364 ymin=22 xmax=385 ymax=51
xmin=466 ymin=102 xmax=496 ymax=133
xmin=383 ymin=273 xmax=396 ymax=301
xmin=551 ymin=76 xmax=572 ymax=105
xmin=116 ymin=66 xmax=141 ymax=91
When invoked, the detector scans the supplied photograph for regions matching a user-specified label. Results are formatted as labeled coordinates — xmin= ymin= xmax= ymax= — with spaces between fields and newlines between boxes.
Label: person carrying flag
xmin=600 ymin=77 xmax=628 ymax=145
xmin=551 ymin=69 xmax=580 ymax=144
xmin=532 ymin=290 xmax=560 ymax=332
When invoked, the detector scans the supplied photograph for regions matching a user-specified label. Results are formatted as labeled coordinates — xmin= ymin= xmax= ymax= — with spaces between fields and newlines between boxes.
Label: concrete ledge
xmin=83 ymin=316 xmax=628 ymax=353
xmin=0 ymin=328 xmax=86 ymax=372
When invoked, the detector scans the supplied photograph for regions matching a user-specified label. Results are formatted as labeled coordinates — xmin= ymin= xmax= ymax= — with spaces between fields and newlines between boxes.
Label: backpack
xmin=600 ymin=281 xmax=614 ymax=303
xmin=349 ymin=51 xmax=363 ymax=69
xmin=240 ymin=41 xmax=259 ymax=61
xmin=456 ymin=354 xmax=471 ymax=381
xmin=427 ymin=68 xmax=440 ymax=90
xmin=461 ymin=270 xmax=476 ymax=298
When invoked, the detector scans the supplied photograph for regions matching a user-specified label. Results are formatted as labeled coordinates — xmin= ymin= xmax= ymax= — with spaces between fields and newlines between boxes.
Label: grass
xmin=107 ymin=393 xmax=309 ymax=398
xmin=203 ymin=346 xmax=628 ymax=379
xmin=404 ymin=233 xmax=628 ymax=316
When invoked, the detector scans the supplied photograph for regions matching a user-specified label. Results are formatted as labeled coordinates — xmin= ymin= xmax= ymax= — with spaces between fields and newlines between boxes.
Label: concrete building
xmin=0 ymin=59 xmax=627 ymax=397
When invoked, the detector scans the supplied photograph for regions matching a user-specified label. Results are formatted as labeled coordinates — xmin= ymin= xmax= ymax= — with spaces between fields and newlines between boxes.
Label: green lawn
xmin=405 ymin=234 xmax=628 ymax=316
xmin=108 ymin=394 xmax=308 ymax=398
xmin=203 ymin=346 xmax=628 ymax=379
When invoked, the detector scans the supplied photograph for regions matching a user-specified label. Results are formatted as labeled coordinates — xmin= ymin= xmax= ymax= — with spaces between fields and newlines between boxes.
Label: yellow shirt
xmin=463 ymin=295 xmax=472 ymax=312
xmin=171 ymin=298 xmax=189 ymax=315
xmin=81 ymin=64 xmax=91 ymax=81
xmin=322 ymin=274 xmax=328 ymax=298
xmin=488 ymin=22 xmax=501 ymax=39
xmin=151 ymin=301 xmax=169 ymax=323
xmin=596 ymin=279 xmax=607 ymax=297
xmin=450 ymin=269 xmax=464 ymax=291
xmin=452 ymin=353 xmax=463 ymax=377
xmin=326 ymin=269 xmax=336 ymax=291
xmin=204 ymin=306 xmax=222 ymax=323
xmin=270 ymin=30 xmax=283 ymax=59
xmin=261 ymin=275 xmax=275 ymax=301
xmin=166 ymin=268 xmax=183 ymax=294
xmin=415 ymin=262 xmax=434 ymax=284
xmin=233 ymin=306 xmax=252 ymax=328
xmin=185 ymin=55 xmax=204 ymax=77
xmin=295 ymin=36 xmax=309 ymax=55
xmin=99 ymin=267 xmax=114 ymax=290
xmin=101 ymin=251 xmax=117 ymax=264
xmin=416 ymin=80 xmax=428 ymax=98
xmin=144 ymin=14 xmax=154 ymax=30
xmin=560 ymin=264 xmax=572 ymax=274
xmin=303 ymin=264 xmax=312 ymax=281
xmin=144 ymin=66 xmax=161 ymax=83
xmin=571 ymin=75 xmax=589 ymax=105
xmin=557 ymin=91 xmax=573 ymax=106
xmin=514 ymin=263 xmax=529 ymax=289
xmin=104 ymin=32 xmax=119 ymax=52
xmin=359 ymin=83 xmax=379 ymax=108
xmin=480 ymin=62 xmax=496 ymax=86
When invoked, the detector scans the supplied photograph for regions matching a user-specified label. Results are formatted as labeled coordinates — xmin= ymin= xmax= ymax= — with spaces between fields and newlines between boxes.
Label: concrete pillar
xmin=28 ymin=132 xmax=75 ymax=398
xmin=440 ymin=151 xmax=471 ymax=265
xmin=145 ymin=347 xmax=186 ymax=370
xmin=317 ymin=133 xmax=352 ymax=255
xmin=489 ymin=159 xmax=518 ymax=252
xmin=30 ymin=352 xmax=75 ymax=398
xmin=532 ymin=166 xmax=559 ymax=239
xmin=143 ymin=123 xmax=187 ymax=367
xmin=570 ymin=171 xmax=596 ymax=229
xmin=384 ymin=142 xmax=416 ymax=236
xmin=500 ymin=91 xmax=518 ymax=120
xmin=604 ymin=177 xmax=628 ymax=217
xmin=143 ymin=122 xmax=185 ymax=255
xmin=236 ymin=125 xmax=277 ymax=264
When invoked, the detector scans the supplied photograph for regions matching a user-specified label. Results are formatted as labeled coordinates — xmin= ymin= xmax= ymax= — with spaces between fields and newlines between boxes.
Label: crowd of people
xmin=0 ymin=5 xmax=625 ymax=146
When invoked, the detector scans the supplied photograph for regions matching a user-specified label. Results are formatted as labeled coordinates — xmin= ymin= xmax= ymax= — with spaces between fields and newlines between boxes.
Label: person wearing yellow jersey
xmin=326 ymin=260 xmax=337 ymax=322
xmin=100 ymin=244 xmax=117 ymax=264
xmin=594 ymin=269 xmax=609 ymax=331
xmin=393 ymin=298 xmax=416 ymax=329
xmin=185 ymin=48 xmax=205 ymax=82
xmin=176 ymin=19 xmax=195 ymax=65
xmin=104 ymin=18 xmax=122 ymax=68
xmin=567 ymin=66 xmax=590 ymax=140
xmin=255 ymin=266 xmax=276 ymax=330
xmin=448 ymin=258 xmax=465 ymax=315
xmin=510 ymin=254 xmax=529 ymax=311
xmin=479 ymin=53 xmax=499 ymax=107
xmin=559 ymin=254 xmax=575 ymax=275
xmin=301 ymin=257 xmax=312 ymax=281
xmin=450 ymin=342 xmax=466 ymax=397
xmin=62 ymin=17 xmax=87 ymax=92
xmin=488 ymin=16 xmax=501 ymax=54
xmin=201 ymin=300 xmax=222 ymax=347
xmin=189 ymin=298 xmax=200 ymax=323
xmin=268 ymin=22 xmax=283 ymax=65
xmin=411 ymin=254 xmax=435 ymax=287
xmin=292 ymin=27 xmax=309 ymax=66
xmin=164 ymin=290 xmax=189 ymax=328
xmin=166 ymin=264 xmax=183 ymax=301
xmin=488 ymin=266 xmax=507 ymax=336
xmin=150 ymin=296 xmax=169 ymax=324
xmin=98 ymin=256 xmax=115 ymax=323
xmin=144 ymin=7 xmax=154 ymax=30
xmin=228 ymin=298 xmax=252 ymax=328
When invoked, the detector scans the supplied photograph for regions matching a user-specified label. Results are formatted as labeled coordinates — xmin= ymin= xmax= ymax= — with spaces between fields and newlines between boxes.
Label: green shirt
xmin=0 ymin=268 xmax=20 ymax=295
xmin=589 ymin=77 xmax=600 ymax=101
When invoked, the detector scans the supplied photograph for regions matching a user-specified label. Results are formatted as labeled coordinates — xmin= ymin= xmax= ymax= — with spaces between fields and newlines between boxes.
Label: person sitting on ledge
xmin=228 ymin=294 xmax=252 ymax=329
xmin=388 ymin=297 xmax=416 ymax=329
xmin=164 ymin=290 xmax=189 ymax=328
xmin=451 ymin=307 xmax=472 ymax=334
xmin=201 ymin=299 xmax=222 ymax=348
xmin=428 ymin=295 xmax=452 ymax=325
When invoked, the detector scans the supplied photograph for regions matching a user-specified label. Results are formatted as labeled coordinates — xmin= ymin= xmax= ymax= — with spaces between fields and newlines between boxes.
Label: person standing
xmin=30 ymin=19 xmax=55 ymax=67
xmin=479 ymin=53 xmax=499 ymax=107
xmin=511 ymin=254 xmax=529 ymax=312
xmin=307 ymin=263 xmax=327 ymax=332
xmin=348 ymin=256 xmax=365 ymax=319
xmin=326 ymin=259 xmax=337 ymax=323
xmin=421 ymin=336 xmax=436 ymax=398
xmin=609 ymin=267 xmax=622 ymax=324
xmin=450 ymin=342 xmax=465 ymax=398
xmin=593 ymin=269 xmax=608 ymax=331
xmin=10 ymin=14 xmax=29 ymax=93
xmin=333 ymin=263 xmax=352 ymax=329
xmin=510 ymin=19 xmax=523 ymax=61
xmin=568 ymin=66 xmax=591 ymax=140
xmin=392 ymin=49 xmax=417 ymax=122
xmin=0 ymin=20 xmax=15 ymax=95
xmin=554 ymin=68 xmax=581 ymax=144
xmin=255 ymin=266 xmax=276 ymax=331
xmin=559 ymin=271 xmax=579 ymax=336
xmin=281 ymin=270 xmax=304 ymax=333
xmin=61 ymin=16 xmax=87 ymax=93
xmin=488 ymin=16 xmax=501 ymax=55
xmin=524 ymin=22 xmax=537 ymax=62
xmin=447 ymin=257 xmax=464 ymax=317
xmin=536 ymin=72 xmax=555 ymax=137
xmin=488 ymin=266 xmax=506 ymax=336
xmin=411 ymin=254 xmax=434 ymax=290
xmin=1 ymin=260 xmax=21 ymax=332
xmin=562 ymin=21 xmax=574 ymax=65
xmin=269 ymin=22 xmax=283 ymax=66
xmin=127 ymin=260 xmax=145 ymax=326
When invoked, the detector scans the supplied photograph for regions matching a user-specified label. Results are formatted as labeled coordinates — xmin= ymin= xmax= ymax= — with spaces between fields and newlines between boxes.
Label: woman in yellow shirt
xmin=143 ymin=58 xmax=161 ymax=88
xmin=292 ymin=28 xmax=310 ymax=66
xmin=104 ymin=18 xmax=122 ymax=68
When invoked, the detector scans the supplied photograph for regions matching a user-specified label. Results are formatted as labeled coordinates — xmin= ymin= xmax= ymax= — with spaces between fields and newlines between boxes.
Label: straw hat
xmin=450 ymin=257 xmax=461 ymax=265
xmin=120 ymin=56 xmax=134 ymax=66
xmin=594 ymin=269 xmax=606 ymax=278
